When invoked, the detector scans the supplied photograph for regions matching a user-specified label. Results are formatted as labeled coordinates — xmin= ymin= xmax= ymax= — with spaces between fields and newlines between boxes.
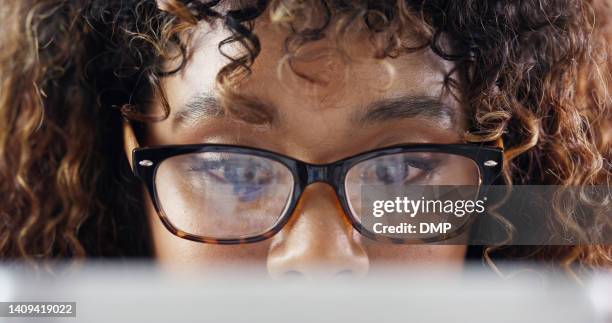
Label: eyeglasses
xmin=130 ymin=142 xmax=503 ymax=244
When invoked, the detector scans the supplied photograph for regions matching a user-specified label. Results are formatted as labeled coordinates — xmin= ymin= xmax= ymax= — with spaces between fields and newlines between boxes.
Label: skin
xmin=126 ymin=17 xmax=473 ymax=279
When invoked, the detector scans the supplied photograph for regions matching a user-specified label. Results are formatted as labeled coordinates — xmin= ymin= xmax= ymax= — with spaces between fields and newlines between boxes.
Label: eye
xmin=360 ymin=155 xmax=437 ymax=185
xmin=188 ymin=155 xmax=276 ymax=201
xmin=222 ymin=159 xmax=272 ymax=185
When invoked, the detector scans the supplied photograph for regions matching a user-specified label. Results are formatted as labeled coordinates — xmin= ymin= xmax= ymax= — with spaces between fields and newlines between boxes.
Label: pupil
xmin=225 ymin=166 xmax=243 ymax=183
xmin=224 ymin=162 xmax=259 ymax=184
xmin=222 ymin=162 xmax=265 ymax=201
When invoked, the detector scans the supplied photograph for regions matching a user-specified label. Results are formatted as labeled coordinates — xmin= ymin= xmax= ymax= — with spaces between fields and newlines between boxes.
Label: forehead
xmin=161 ymin=19 xmax=459 ymax=118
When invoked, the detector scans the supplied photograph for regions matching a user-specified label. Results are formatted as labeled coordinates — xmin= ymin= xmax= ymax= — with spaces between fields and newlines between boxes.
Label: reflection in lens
xmin=345 ymin=152 xmax=481 ymax=241
xmin=155 ymin=152 xmax=294 ymax=239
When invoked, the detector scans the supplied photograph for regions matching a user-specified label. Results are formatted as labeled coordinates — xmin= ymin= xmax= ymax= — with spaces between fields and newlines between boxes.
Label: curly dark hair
xmin=0 ymin=0 xmax=610 ymax=274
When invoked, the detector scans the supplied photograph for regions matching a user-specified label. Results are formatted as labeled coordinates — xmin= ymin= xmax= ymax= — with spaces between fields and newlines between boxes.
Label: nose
xmin=266 ymin=183 xmax=369 ymax=279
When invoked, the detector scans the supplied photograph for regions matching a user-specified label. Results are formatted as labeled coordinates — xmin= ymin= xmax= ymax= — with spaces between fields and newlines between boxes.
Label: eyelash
xmin=404 ymin=157 xmax=439 ymax=171
xmin=360 ymin=156 xmax=441 ymax=184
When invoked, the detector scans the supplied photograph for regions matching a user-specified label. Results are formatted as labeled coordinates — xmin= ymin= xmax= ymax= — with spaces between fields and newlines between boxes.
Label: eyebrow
xmin=352 ymin=95 xmax=455 ymax=126
xmin=173 ymin=93 xmax=225 ymax=130
xmin=173 ymin=93 xmax=455 ymax=129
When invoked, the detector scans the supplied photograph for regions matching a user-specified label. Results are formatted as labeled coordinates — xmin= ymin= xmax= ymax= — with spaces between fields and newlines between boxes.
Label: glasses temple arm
xmin=123 ymin=118 xmax=141 ymax=169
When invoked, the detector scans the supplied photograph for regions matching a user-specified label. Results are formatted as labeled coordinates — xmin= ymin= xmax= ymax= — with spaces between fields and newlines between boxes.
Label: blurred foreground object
xmin=0 ymin=262 xmax=609 ymax=323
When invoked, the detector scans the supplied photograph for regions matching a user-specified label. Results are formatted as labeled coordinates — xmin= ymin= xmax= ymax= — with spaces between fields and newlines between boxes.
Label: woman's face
xmin=137 ymin=19 xmax=470 ymax=278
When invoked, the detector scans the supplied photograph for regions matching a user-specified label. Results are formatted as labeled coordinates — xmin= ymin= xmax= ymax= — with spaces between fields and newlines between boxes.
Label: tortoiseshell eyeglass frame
xmin=130 ymin=140 xmax=504 ymax=245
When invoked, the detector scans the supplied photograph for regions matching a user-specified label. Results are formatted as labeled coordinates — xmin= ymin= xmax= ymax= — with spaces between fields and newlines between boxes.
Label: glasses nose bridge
xmin=303 ymin=163 xmax=335 ymax=186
